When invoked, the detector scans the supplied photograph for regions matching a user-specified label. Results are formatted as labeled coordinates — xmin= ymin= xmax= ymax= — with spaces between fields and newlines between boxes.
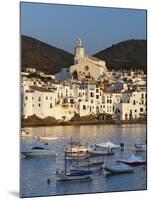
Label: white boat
xmin=134 ymin=143 xmax=146 ymax=152
xmin=22 ymin=146 xmax=56 ymax=158
xmin=21 ymin=130 xmax=32 ymax=138
xmin=40 ymin=136 xmax=59 ymax=141
xmin=88 ymin=146 xmax=114 ymax=156
xmin=117 ymin=154 xmax=146 ymax=166
xmin=56 ymin=174 xmax=92 ymax=182
xmin=66 ymin=153 xmax=89 ymax=160
xmin=104 ymin=162 xmax=134 ymax=175
xmin=95 ymin=142 xmax=123 ymax=150
xmin=64 ymin=139 xmax=89 ymax=153
xmin=65 ymin=146 xmax=88 ymax=153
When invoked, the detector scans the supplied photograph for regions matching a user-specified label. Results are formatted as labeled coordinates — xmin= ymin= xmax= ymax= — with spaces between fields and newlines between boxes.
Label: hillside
xmin=21 ymin=36 xmax=147 ymax=74
xmin=94 ymin=39 xmax=147 ymax=72
xmin=21 ymin=35 xmax=74 ymax=74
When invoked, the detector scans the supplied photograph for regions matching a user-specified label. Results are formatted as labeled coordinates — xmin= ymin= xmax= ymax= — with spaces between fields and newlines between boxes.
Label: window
xmin=96 ymin=95 xmax=99 ymax=99
xmin=107 ymin=99 xmax=109 ymax=103
xmin=140 ymin=108 xmax=143 ymax=112
xmin=110 ymin=100 xmax=112 ymax=104
xmin=50 ymin=103 xmax=52 ymax=108
xmin=24 ymin=103 xmax=26 ymax=107
xmin=135 ymin=109 xmax=137 ymax=112
xmin=38 ymin=103 xmax=41 ymax=107
xmin=32 ymin=104 xmax=34 ymax=107
xmin=141 ymin=94 xmax=144 ymax=98
xmin=90 ymin=92 xmax=94 ymax=97
xmin=83 ymin=105 xmax=86 ymax=110
xmin=38 ymin=97 xmax=41 ymax=101
xmin=46 ymin=96 xmax=48 ymax=100
xmin=25 ymin=96 xmax=28 ymax=100
xmin=133 ymin=100 xmax=136 ymax=105
xmin=96 ymin=89 xmax=99 ymax=93
xmin=32 ymin=97 xmax=34 ymax=100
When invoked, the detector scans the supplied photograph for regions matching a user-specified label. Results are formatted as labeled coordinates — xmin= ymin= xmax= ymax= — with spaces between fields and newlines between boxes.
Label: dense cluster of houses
xmin=21 ymin=39 xmax=146 ymax=122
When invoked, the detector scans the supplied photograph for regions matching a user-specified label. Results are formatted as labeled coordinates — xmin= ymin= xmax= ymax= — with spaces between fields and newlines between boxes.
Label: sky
xmin=20 ymin=2 xmax=146 ymax=55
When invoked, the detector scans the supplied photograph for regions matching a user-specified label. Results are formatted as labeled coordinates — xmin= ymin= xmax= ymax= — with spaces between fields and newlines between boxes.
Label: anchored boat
xmin=22 ymin=146 xmax=56 ymax=158
xmin=104 ymin=162 xmax=134 ymax=175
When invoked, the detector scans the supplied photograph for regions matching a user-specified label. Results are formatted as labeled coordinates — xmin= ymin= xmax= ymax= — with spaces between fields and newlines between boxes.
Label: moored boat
xmin=117 ymin=154 xmax=146 ymax=166
xmin=22 ymin=146 xmax=56 ymax=158
xmin=88 ymin=146 xmax=114 ymax=156
xmin=95 ymin=142 xmax=122 ymax=150
xmin=104 ymin=162 xmax=134 ymax=175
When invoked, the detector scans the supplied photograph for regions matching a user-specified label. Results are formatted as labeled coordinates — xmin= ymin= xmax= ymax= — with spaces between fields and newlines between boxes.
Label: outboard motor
xmin=120 ymin=143 xmax=124 ymax=149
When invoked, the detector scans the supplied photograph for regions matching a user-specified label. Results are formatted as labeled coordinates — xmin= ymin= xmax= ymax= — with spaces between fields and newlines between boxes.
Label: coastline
xmin=21 ymin=119 xmax=146 ymax=128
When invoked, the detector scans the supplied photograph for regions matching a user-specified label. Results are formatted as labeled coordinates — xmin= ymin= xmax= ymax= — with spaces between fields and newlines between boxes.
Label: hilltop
xmin=94 ymin=39 xmax=147 ymax=73
xmin=21 ymin=36 xmax=147 ymax=74
xmin=21 ymin=35 xmax=74 ymax=74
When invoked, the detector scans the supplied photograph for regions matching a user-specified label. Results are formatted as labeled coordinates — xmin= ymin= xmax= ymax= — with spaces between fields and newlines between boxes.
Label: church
xmin=70 ymin=38 xmax=107 ymax=80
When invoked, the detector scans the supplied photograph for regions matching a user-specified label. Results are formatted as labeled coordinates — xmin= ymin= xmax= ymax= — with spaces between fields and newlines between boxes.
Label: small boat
xmin=88 ymin=146 xmax=114 ymax=156
xmin=117 ymin=154 xmax=146 ymax=166
xmin=95 ymin=142 xmax=123 ymax=150
xmin=104 ymin=162 xmax=134 ymax=175
xmin=40 ymin=136 xmax=59 ymax=141
xmin=79 ymin=161 xmax=104 ymax=168
xmin=56 ymin=151 xmax=92 ymax=182
xmin=69 ymin=169 xmax=93 ymax=176
xmin=66 ymin=153 xmax=89 ymax=160
xmin=64 ymin=139 xmax=89 ymax=153
xmin=22 ymin=146 xmax=56 ymax=158
xmin=134 ymin=143 xmax=146 ymax=152
xmin=21 ymin=130 xmax=32 ymax=138
xmin=56 ymin=174 xmax=92 ymax=182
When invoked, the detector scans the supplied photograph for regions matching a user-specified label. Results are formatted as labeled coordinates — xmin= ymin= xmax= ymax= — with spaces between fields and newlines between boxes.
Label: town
xmin=21 ymin=39 xmax=147 ymax=123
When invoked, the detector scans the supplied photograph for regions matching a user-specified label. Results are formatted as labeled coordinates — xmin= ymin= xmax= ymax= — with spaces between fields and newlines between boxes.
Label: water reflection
xmin=21 ymin=124 xmax=147 ymax=197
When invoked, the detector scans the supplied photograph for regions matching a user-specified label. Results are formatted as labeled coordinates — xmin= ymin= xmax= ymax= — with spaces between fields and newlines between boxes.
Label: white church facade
xmin=70 ymin=38 xmax=107 ymax=80
xmin=55 ymin=38 xmax=107 ymax=81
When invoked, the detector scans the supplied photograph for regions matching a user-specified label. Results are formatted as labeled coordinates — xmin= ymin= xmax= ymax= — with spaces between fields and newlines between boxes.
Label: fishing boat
xmin=56 ymin=151 xmax=92 ymax=182
xmin=95 ymin=142 xmax=124 ymax=150
xmin=88 ymin=146 xmax=114 ymax=156
xmin=66 ymin=153 xmax=89 ymax=160
xmin=64 ymin=139 xmax=89 ymax=153
xmin=117 ymin=154 xmax=146 ymax=166
xmin=104 ymin=162 xmax=134 ymax=175
xmin=21 ymin=146 xmax=56 ymax=158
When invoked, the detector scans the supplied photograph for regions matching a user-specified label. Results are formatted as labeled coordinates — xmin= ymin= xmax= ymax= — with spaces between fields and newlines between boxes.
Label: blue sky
xmin=21 ymin=2 xmax=146 ymax=55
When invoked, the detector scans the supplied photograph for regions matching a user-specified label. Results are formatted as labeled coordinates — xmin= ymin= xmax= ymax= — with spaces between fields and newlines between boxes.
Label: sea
xmin=20 ymin=124 xmax=147 ymax=197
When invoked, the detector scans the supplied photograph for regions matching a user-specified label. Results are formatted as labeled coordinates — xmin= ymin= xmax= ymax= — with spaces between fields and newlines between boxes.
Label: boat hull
xmin=56 ymin=174 xmax=92 ymax=182
xmin=22 ymin=150 xmax=56 ymax=158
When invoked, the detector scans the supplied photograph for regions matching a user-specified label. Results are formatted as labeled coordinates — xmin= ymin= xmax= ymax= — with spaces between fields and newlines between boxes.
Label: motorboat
xmin=117 ymin=154 xmax=146 ymax=166
xmin=104 ymin=162 xmax=134 ymax=175
xmin=21 ymin=146 xmax=56 ymax=158
xmin=88 ymin=146 xmax=114 ymax=156
xmin=134 ymin=143 xmax=146 ymax=152
xmin=95 ymin=142 xmax=123 ymax=150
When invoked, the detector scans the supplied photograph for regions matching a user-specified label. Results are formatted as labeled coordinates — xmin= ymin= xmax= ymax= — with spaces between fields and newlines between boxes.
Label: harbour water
xmin=20 ymin=124 xmax=147 ymax=197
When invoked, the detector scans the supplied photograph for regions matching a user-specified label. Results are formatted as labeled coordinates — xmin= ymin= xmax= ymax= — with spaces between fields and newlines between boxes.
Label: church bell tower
xmin=74 ymin=38 xmax=85 ymax=64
